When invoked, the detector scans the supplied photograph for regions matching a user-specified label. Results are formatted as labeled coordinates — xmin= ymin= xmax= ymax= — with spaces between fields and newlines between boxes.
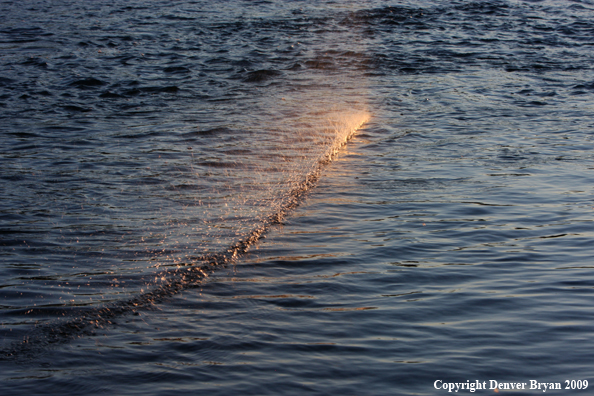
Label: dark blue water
xmin=2 ymin=0 xmax=594 ymax=394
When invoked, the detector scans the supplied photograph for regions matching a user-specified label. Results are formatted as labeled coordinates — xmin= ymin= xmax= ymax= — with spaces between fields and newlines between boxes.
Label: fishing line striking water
xmin=1 ymin=112 xmax=370 ymax=360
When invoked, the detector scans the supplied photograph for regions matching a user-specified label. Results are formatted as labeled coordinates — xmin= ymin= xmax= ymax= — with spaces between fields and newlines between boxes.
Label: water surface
xmin=1 ymin=0 xmax=594 ymax=394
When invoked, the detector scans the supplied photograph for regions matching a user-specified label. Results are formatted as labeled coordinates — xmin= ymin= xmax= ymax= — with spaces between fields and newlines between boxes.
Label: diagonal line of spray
xmin=2 ymin=112 xmax=370 ymax=361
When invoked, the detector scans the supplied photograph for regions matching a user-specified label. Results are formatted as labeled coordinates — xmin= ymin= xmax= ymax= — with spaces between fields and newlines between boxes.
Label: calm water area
xmin=1 ymin=0 xmax=594 ymax=394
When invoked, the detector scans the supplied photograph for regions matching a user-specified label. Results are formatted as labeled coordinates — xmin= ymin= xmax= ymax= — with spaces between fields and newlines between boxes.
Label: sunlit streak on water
xmin=1 ymin=110 xmax=370 ymax=359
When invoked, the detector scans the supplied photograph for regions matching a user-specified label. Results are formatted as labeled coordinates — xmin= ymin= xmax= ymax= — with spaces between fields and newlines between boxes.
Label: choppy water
xmin=1 ymin=0 xmax=594 ymax=395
